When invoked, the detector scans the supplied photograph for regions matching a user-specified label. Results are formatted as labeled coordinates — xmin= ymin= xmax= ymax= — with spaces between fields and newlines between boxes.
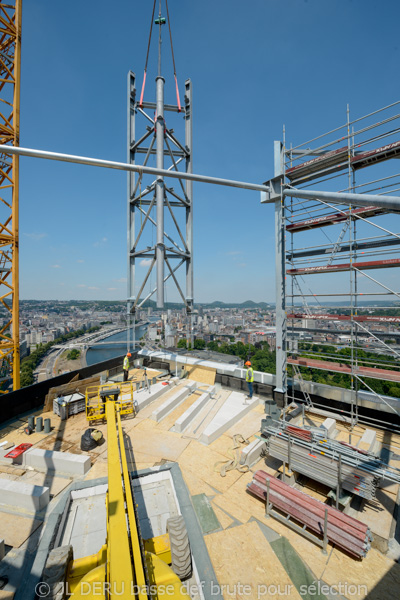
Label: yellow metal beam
xmin=106 ymin=399 xmax=137 ymax=597
xmin=0 ymin=0 xmax=21 ymax=392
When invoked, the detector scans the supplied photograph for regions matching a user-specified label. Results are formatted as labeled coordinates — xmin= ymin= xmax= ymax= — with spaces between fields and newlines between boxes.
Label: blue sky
xmin=18 ymin=0 xmax=400 ymax=303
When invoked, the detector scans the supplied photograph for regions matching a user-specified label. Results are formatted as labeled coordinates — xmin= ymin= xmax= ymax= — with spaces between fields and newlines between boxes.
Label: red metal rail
xmin=248 ymin=470 xmax=371 ymax=558
xmin=286 ymin=206 xmax=386 ymax=233
xmin=285 ymin=140 xmax=400 ymax=183
xmin=288 ymin=357 xmax=400 ymax=383
xmin=286 ymin=147 xmax=348 ymax=181
xmin=287 ymin=313 xmax=400 ymax=323
xmin=287 ymin=257 xmax=400 ymax=276
xmin=351 ymin=140 xmax=400 ymax=171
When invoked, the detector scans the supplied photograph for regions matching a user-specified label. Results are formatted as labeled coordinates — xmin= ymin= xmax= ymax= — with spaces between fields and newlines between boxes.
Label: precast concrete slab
xmin=24 ymin=448 xmax=91 ymax=475
xmin=0 ymin=478 xmax=50 ymax=511
xmin=174 ymin=387 xmax=215 ymax=433
xmin=199 ymin=392 xmax=259 ymax=445
xmin=134 ymin=381 xmax=174 ymax=412
xmin=151 ymin=381 xmax=197 ymax=422
xmin=239 ymin=438 xmax=266 ymax=467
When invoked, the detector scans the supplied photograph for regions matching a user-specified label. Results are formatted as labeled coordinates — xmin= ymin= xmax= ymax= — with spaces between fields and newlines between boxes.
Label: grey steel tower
xmin=126 ymin=1 xmax=193 ymax=349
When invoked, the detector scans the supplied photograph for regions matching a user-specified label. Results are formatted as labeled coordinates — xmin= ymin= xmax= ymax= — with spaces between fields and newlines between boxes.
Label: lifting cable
xmin=165 ymin=0 xmax=181 ymax=112
xmin=139 ymin=0 xmax=181 ymax=112
xmin=139 ymin=0 xmax=157 ymax=107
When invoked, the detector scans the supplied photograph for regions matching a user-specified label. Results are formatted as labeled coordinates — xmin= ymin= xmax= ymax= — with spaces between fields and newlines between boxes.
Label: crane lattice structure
xmin=0 ymin=0 xmax=21 ymax=392
xmin=126 ymin=0 xmax=193 ymax=350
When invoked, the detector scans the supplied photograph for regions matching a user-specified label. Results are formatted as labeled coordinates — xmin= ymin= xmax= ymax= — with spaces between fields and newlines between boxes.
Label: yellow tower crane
xmin=0 ymin=0 xmax=21 ymax=392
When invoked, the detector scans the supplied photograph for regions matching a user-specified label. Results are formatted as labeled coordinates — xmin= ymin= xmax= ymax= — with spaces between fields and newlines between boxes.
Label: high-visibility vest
xmin=246 ymin=367 xmax=254 ymax=382
xmin=123 ymin=356 xmax=129 ymax=370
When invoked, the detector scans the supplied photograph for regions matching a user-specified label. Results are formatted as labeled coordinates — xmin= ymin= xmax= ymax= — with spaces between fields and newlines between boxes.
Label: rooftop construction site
xmin=0 ymin=1 xmax=400 ymax=600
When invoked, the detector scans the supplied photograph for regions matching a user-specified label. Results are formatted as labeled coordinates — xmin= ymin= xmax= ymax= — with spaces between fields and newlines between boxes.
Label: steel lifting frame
xmin=126 ymin=69 xmax=193 ymax=351
xmin=0 ymin=0 xmax=21 ymax=392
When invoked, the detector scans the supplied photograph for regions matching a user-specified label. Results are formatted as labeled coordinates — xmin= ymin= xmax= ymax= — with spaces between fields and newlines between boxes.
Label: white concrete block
xmin=359 ymin=429 xmax=377 ymax=453
xmin=25 ymin=448 xmax=91 ymax=475
xmin=0 ymin=538 xmax=4 ymax=561
xmin=134 ymin=381 xmax=173 ymax=412
xmin=0 ymin=478 xmax=50 ymax=511
xmin=200 ymin=391 xmax=259 ymax=445
xmin=151 ymin=381 xmax=197 ymax=422
xmin=240 ymin=439 xmax=266 ymax=467
xmin=174 ymin=389 xmax=212 ymax=433
xmin=320 ymin=417 xmax=336 ymax=438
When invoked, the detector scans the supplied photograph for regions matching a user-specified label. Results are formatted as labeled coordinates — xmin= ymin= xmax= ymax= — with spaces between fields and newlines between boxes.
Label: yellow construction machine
xmin=44 ymin=386 xmax=192 ymax=599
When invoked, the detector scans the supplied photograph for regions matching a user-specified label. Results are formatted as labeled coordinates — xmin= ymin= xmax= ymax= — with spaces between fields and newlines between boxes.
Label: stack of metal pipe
xmin=263 ymin=422 xmax=400 ymax=500
xmin=248 ymin=470 xmax=372 ymax=558
xmin=268 ymin=435 xmax=377 ymax=498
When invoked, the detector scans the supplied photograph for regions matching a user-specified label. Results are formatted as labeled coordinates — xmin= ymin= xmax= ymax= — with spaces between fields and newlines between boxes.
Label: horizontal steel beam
xmin=0 ymin=145 xmax=270 ymax=193
xmin=284 ymin=188 xmax=400 ymax=210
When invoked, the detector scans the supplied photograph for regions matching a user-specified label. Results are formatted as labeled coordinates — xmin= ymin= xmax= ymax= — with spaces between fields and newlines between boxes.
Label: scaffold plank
xmin=287 ymin=258 xmax=400 ymax=276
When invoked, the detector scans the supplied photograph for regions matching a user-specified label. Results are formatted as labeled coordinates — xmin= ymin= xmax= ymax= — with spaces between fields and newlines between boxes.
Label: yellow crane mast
xmin=0 ymin=0 xmax=21 ymax=392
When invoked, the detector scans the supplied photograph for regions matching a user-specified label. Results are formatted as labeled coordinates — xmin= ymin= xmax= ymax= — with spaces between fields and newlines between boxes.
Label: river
xmin=85 ymin=323 xmax=149 ymax=366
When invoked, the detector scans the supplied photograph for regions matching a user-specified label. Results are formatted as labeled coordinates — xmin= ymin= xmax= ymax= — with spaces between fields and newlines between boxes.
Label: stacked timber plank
xmin=248 ymin=470 xmax=372 ymax=558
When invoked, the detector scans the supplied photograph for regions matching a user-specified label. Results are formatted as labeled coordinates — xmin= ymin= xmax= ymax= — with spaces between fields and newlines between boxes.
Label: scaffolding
xmin=0 ymin=0 xmax=21 ymax=392
xmin=278 ymin=101 xmax=400 ymax=430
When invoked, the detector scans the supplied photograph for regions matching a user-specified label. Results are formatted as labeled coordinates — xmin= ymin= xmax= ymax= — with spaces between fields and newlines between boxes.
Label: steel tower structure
xmin=0 ymin=0 xmax=21 ymax=392
xmin=126 ymin=1 xmax=193 ymax=349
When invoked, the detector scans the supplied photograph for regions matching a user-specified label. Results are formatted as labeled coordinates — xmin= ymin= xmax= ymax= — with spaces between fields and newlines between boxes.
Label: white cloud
xmin=115 ymin=277 xmax=127 ymax=283
xmin=88 ymin=286 xmax=99 ymax=290
xmin=226 ymin=250 xmax=242 ymax=256
xmin=52 ymin=264 xmax=61 ymax=269
xmin=59 ymin=283 xmax=65 ymax=286
xmin=107 ymin=287 xmax=117 ymax=291
xmin=93 ymin=237 xmax=108 ymax=247
xmin=77 ymin=284 xmax=86 ymax=288
xmin=140 ymin=259 xmax=153 ymax=267
xmin=237 ymin=262 xmax=247 ymax=268
xmin=23 ymin=232 xmax=47 ymax=241
xmin=76 ymin=259 xmax=84 ymax=263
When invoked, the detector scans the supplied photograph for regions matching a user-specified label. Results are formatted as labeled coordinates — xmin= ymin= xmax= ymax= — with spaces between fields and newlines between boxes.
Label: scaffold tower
xmin=274 ymin=101 xmax=400 ymax=431
xmin=0 ymin=0 xmax=21 ymax=392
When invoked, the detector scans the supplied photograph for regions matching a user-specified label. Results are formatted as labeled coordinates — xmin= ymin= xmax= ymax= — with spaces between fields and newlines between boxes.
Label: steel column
xmin=127 ymin=71 xmax=136 ymax=352
xmin=274 ymin=141 xmax=287 ymax=398
xmin=185 ymin=79 xmax=193 ymax=346
xmin=156 ymin=75 xmax=165 ymax=308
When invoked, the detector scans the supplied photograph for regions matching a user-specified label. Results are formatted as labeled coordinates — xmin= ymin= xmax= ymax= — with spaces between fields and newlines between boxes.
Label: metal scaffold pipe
xmin=0 ymin=145 xmax=270 ymax=192
xmin=284 ymin=188 xmax=400 ymax=211
xmin=156 ymin=75 xmax=165 ymax=308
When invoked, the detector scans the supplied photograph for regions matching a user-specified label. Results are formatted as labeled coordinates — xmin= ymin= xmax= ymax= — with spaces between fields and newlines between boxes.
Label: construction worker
xmin=245 ymin=360 xmax=254 ymax=399
xmin=123 ymin=352 xmax=131 ymax=382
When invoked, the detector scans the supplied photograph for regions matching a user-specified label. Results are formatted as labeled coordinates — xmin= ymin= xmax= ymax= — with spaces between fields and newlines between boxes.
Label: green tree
xmin=194 ymin=338 xmax=206 ymax=350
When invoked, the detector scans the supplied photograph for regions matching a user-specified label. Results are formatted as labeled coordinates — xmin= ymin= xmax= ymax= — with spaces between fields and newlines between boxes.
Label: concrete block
xmin=320 ymin=417 xmax=336 ymax=438
xmin=25 ymin=448 xmax=91 ymax=475
xmin=174 ymin=389 xmax=212 ymax=433
xmin=240 ymin=439 xmax=266 ymax=467
xmin=200 ymin=391 xmax=259 ymax=445
xmin=359 ymin=429 xmax=377 ymax=453
xmin=134 ymin=381 xmax=173 ymax=412
xmin=151 ymin=381 xmax=197 ymax=422
xmin=0 ymin=538 xmax=4 ymax=561
xmin=0 ymin=478 xmax=50 ymax=511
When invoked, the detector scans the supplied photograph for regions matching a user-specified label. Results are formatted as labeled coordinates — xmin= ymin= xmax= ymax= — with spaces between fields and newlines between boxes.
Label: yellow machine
xmin=85 ymin=382 xmax=135 ymax=422
xmin=58 ymin=387 xmax=192 ymax=599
